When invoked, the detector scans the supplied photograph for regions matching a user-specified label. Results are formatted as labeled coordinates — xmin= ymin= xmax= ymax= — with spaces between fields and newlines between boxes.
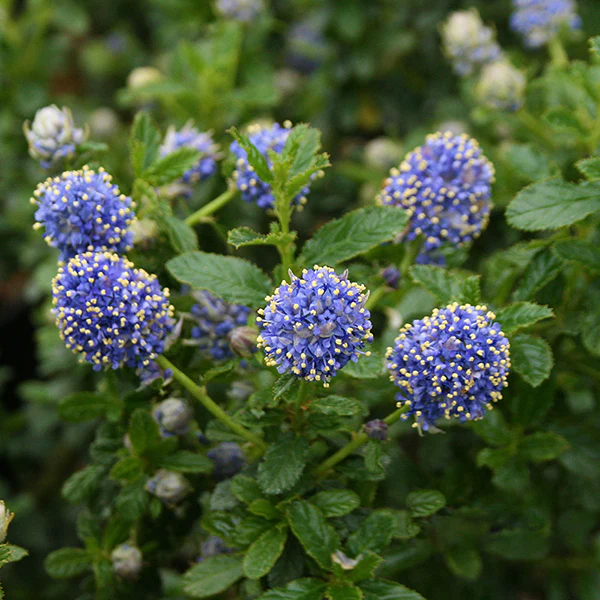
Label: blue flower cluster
xmin=32 ymin=166 xmax=135 ymax=261
xmin=386 ymin=303 xmax=511 ymax=431
xmin=257 ymin=266 xmax=373 ymax=385
xmin=378 ymin=132 xmax=494 ymax=263
xmin=231 ymin=122 xmax=311 ymax=209
xmin=160 ymin=124 xmax=219 ymax=188
xmin=186 ymin=290 xmax=252 ymax=360
xmin=510 ymin=0 xmax=581 ymax=48
xmin=441 ymin=10 xmax=503 ymax=76
xmin=52 ymin=251 xmax=175 ymax=372
xmin=215 ymin=0 xmax=264 ymax=22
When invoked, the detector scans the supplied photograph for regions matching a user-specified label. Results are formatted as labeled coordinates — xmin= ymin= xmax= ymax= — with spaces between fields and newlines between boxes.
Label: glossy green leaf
xmin=392 ymin=510 xmax=421 ymax=540
xmin=445 ymin=546 xmax=482 ymax=581
xmin=130 ymin=111 xmax=161 ymax=175
xmin=62 ymin=465 xmax=104 ymax=503
xmin=144 ymin=147 xmax=201 ymax=185
xmin=326 ymin=582 xmax=363 ymax=600
xmin=510 ymin=333 xmax=554 ymax=387
xmin=310 ymin=490 xmax=361 ymax=518
xmin=229 ymin=128 xmax=274 ymax=183
xmin=406 ymin=490 xmax=446 ymax=518
xmin=258 ymin=578 xmax=328 ymax=600
xmin=243 ymin=526 xmax=288 ymax=580
xmin=58 ymin=393 xmax=119 ymax=422
xmin=554 ymin=239 xmax=600 ymax=270
xmin=156 ymin=451 xmax=214 ymax=473
xmin=359 ymin=579 xmax=426 ymax=600
xmin=342 ymin=351 xmax=384 ymax=379
xmin=183 ymin=555 xmax=244 ymax=598
xmin=512 ymin=250 xmax=563 ymax=302
xmin=45 ymin=548 xmax=91 ymax=579
xmin=162 ymin=215 xmax=199 ymax=253
xmin=258 ymin=436 xmax=309 ymax=495
xmin=228 ymin=227 xmax=295 ymax=249
xmin=347 ymin=510 xmax=396 ymax=556
xmin=485 ymin=530 xmax=549 ymax=560
xmin=231 ymin=475 xmax=264 ymax=505
xmin=519 ymin=432 xmax=569 ymax=462
xmin=129 ymin=409 xmax=161 ymax=456
xmin=495 ymin=302 xmax=554 ymax=334
xmin=576 ymin=157 xmax=600 ymax=180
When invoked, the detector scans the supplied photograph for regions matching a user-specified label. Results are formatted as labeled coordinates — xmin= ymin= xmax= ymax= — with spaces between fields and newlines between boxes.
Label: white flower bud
xmin=476 ymin=61 xmax=526 ymax=112
xmin=153 ymin=398 xmax=193 ymax=436
xmin=89 ymin=107 xmax=119 ymax=138
xmin=145 ymin=470 xmax=190 ymax=504
xmin=111 ymin=544 xmax=143 ymax=579
xmin=127 ymin=66 xmax=163 ymax=90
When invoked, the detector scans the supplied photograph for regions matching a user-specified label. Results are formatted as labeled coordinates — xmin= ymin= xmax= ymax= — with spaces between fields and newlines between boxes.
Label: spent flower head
xmin=441 ymin=9 xmax=503 ymax=77
xmin=231 ymin=121 xmax=312 ymax=209
xmin=510 ymin=0 xmax=581 ymax=48
xmin=32 ymin=166 xmax=134 ymax=261
xmin=257 ymin=266 xmax=373 ymax=385
xmin=24 ymin=105 xmax=88 ymax=169
xmin=476 ymin=61 xmax=527 ymax=112
xmin=378 ymin=132 xmax=494 ymax=264
xmin=52 ymin=252 xmax=175 ymax=374
xmin=386 ymin=303 xmax=511 ymax=432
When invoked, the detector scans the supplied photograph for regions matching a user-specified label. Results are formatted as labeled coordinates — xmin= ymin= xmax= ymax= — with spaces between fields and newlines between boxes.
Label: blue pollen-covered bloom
xmin=231 ymin=122 xmax=312 ymax=209
xmin=51 ymin=252 xmax=175 ymax=373
xmin=386 ymin=303 xmax=511 ymax=432
xmin=441 ymin=10 xmax=503 ymax=77
xmin=257 ymin=266 xmax=373 ymax=386
xmin=160 ymin=123 xmax=219 ymax=187
xmin=185 ymin=290 xmax=252 ymax=360
xmin=510 ymin=0 xmax=581 ymax=48
xmin=32 ymin=166 xmax=135 ymax=261
xmin=208 ymin=442 xmax=246 ymax=480
xmin=378 ymin=132 xmax=494 ymax=263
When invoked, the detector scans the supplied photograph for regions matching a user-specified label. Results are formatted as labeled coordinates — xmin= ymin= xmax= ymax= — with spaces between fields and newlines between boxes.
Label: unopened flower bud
xmin=153 ymin=398 xmax=193 ymax=436
xmin=146 ymin=469 xmax=191 ymax=504
xmin=89 ymin=107 xmax=119 ymax=139
xmin=381 ymin=266 xmax=401 ymax=290
xmin=229 ymin=326 xmax=258 ymax=358
xmin=476 ymin=61 xmax=526 ymax=112
xmin=0 ymin=501 xmax=15 ymax=543
xmin=127 ymin=66 xmax=163 ymax=90
xmin=23 ymin=105 xmax=88 ymax=169
xmin=111 ymin=544 xmax=143 ymax=580
xmin=364 ymin=138 xmax=404 ymax=171
xmin=365 ymin=419 xmax=389 ymax=441
xmin=208 ymin=442 xmax=246 ymax=480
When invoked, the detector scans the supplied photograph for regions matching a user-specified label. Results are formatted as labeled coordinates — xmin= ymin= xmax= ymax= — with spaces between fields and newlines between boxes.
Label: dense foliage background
xmin=1 ymin=0 xmax=600 ymax=599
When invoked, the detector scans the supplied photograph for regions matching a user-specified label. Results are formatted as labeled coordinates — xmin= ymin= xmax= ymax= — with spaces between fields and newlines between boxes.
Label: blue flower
xmin=23 ymin=105 xmax=88 ymax=169
xmin=208 ymin=442 xmax=246 ymax=480
xmin=32 ymin=166 xmax=135 ymax=261
xmin=231 ymin=122 xmax=311 ymax=209
xmin=257 ymin=266 xmax=373 ymax=385
xmin=160 ymin=123 xmax=219 ymax=189
xmin=510 ymin=0 xmax=581 ymax=48
xmin=215 ymin=0 xmax=264 ymax=21
xmin=378 ymin=132 xmax=494 ymax=264
xmin=52 ymin=251 xmax=175 ymax=374
xmin=185 ymin=290 xmax=252 ymax=360
xmin=441 ymin=10 xmax=503 ymax=77
xmin=386 ymin=303 xmax=511 ymax=432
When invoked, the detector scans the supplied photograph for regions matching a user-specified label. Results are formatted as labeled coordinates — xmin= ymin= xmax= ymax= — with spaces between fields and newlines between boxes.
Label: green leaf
xmin=512 ymin=250 xmax=563 ymax=302
xmin=167 ymin=251 xmax=272 ymax=307
xmin=409 ymin=265 xmax=463 ymax=304
xmin=345 ymin=553 xmax=384 ymax=583
xmin=45 ymin=548 xmax=91 ymax=579
xmin=544 ymin=107 xmax=582 ymax=131
xmin=457 ymin=275 xmax=481 ymax=305
xmin=144 ymin=147 xmax=202 ymax=186
xmin=229 ymin=128 xmax=274 ymax=183
xmin=342 ymin=351 xmax=383 ymax=379
xmin=471 ymin=410 xmax=515 ymax=447
xmin=258 ymin=578 xmax=328 ymax=600
xmin=0 ymin=544 xmax=28 ymax=567
xmin=162 ymin=216 xmax=199 ymax=253
xmin=365 ymin=441 xmax=386 ymax=476
xmin=485 ymin=530 xmax=549 ymax=560
xmin=231 ymin=475 xmax=264 ymax=505
xmin=286 ymin=500 xmax=341 ymax=569
xmin=519 ymin=432 xmax=569 ymax=462
xmin=510 ymin=333 xmax=553 ymax=387
xmin=109 ymin=456 xmax=143 ymax=481
xmin=359 ymin=579 xmax=426 ymax=600
xmin=129 ymin=409 xmax=161 ymax=456
xmin=62 ymin=465 xmax=104 ymax=503
xmin=582 ymin=308 xmax=600 ymax=356
xmin=310 ymin=490 xmax=360 ymax=518
xmin=495 ymin=302 xmax=554 ymax=334
xmin=183 ymin=554 xmax=244 ymax=598
xmin=228 ymin=227 xmax=295 ymax=249
xmin=504 ymin=144 xmax=552 ymax=182
xmin=506 ymin=179 xmax=600 ymax=231
xmin=273 ymin=373 xmax=297 ymax=402
xmin=406 ymin=490 xmax=446 ymax=518
xmin=58 ymin=393 xmax=118 ymax=422
xmin=248 ymin=499 xmax=279 ymax=520
xmin=309 ymin=396 xmax=365 ymax=417
xmin=284 ymin=153 xmax=330 ymax=201
xmin=243 ymin=526 xmax=288 ymax=580
xmin=445 ymin=546 xmax=482 ymax=581
xmin=554 ymin=239 xmax=600 ymax=270
xmin=156 ymin=451 xmax=214 ymax=473
xmin=299 ymin=206 xmax=409 ymax=267
xmin=116 ymin=479 xmax=149 ymax=521
xmin=590 ymin=36 xmax=600 ymax=57
xmin=476 ymin=447 xmax=514 ymax=471
xmin=130 ymin=111 xmax=161 ymax=176
xmin=283 ymin=124 xmax=322 ymax=178
xmin=347 ymin=511 xmax=396 ymax=556
xmin=576 ymin=157 xmax=600 ymax=180
xmin=258 ymin=437 xmax=309 ymax=495
xmin=392 ymin=510 xmax=421 ymax=540
xmin=326 ymin=582 xmax=363 ymax=600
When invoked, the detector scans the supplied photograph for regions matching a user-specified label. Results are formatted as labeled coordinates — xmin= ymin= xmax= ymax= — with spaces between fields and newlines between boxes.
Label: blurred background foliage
xmin=1 ymin=0 xmax=600 ymax=598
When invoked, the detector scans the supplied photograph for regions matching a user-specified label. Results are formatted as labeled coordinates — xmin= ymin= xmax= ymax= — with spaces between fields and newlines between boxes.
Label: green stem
xmin=400 ymin=236 xmax=424 ymax=278
xmin=365 ymin=286 xmax=387 ymax=311
xmin=157 ymin=356 xmax=268 ymax=453
xmin=296 ymin=380 xmax=309 ymax=409
xmin=517 ymin=110 xmax=557 ymax=148
xmin=185 ymin=188 xmax=237 ymax=226
xmin=314 ymin=406 xmax=409 ymax=479
xmin=548 ymin=37 xmax=569 ymax=69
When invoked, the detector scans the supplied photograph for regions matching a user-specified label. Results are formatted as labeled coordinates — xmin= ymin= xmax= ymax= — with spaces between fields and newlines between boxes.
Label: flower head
xmin=215 ymin=0 xmax=264 ymax=21
xmin=378 ymin=132 xmax=494 ymax=263
xmin=160 ymin=123 xmax=219 ymax=189
xmin=441 ymin=10 xmax=503 ymax=77
xmin=185 ymin=290 xmax=252 ymax=360
xmin=153 ymin=398 xmax=194 ymax=436
xmin=257 ymin=266 xmax=373 ymax=385
xmin=510 ymin=0 xmax=581 ymax=48
xmin=32 ymin=166 xmax=135 ymax=261
xmin=476 ymin=61 xmax=527 ymax=112
xmin=208 ymin=442 xmax=246 ymax=480
xmin=52 ymin=252 xmax=175 ymax=373
xmin=24 ymin=105 xmax=88 ymax=169
xmin=231 ymin=122 xmax=312 ymax=209
xmin=386 ymin=303 xmax=510 ymax=431
xmin=111 ymin=544 xmax=143 ymax=580
xmin=146 ymin=470 xmax=191 ymax=504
